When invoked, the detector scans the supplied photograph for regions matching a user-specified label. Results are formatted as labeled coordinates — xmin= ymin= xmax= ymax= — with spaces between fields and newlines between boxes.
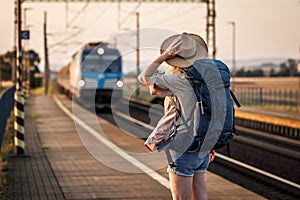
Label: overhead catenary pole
xmin=118 ymin=0 xmax=121 ymax=32
xmin=228 ymin=21 xmax=236 ymax=89
xmin=23 ymin=7 xmax=32 ymax=98
xmin=136 ymin=12 xmax=140 ymax=98
xmin=13 ymin=0 xmax=18 ymax=83
xmin=206 ymin=0 xmax=216 ymax=59
xmin=14 ymin=0 xmax=26 ymax=155
xmin=65 ymin=0 xmax=69 ymax=30
xmin=44 ymin=11 xmax=50 ymax=95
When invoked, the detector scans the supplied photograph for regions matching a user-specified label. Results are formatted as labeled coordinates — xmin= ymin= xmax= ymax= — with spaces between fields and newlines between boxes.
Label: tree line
xmin=0 ymin=49 xmax=41 ymax=81
xmin=235 ymin=58 xmax=299 ymax=77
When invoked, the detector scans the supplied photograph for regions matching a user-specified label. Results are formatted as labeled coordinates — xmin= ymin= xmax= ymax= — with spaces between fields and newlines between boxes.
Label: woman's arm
xmin=138 ymin=36 xmax=182 ymax=85
xmin=138 ymin=53 xmax=170 ymax=85
xmin=138 ymin=52 xmax=175 ymax=97
xmin=149 ymin=84 xmax=174 ymax=96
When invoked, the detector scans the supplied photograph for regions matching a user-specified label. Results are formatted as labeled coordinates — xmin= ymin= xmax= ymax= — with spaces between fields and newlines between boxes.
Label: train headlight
xmin=78 ymin=79 xmax=86 ymax=87
xmin=116 ymin=80 xmax=124 ymax=88
xmin=97 ymin=48 xmax=104 ymax=55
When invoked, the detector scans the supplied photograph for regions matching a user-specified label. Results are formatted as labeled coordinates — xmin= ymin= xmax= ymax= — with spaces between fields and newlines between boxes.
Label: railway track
xmin=102 ymin=98 xmax=300 ymax=199
xmin=55 ymin=84 xmax=300 ymax=199
xmin=210 ymin=154 xmax=300 ymax=200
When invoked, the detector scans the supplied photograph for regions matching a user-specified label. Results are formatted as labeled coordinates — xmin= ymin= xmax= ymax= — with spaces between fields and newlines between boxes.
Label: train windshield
xmin=81 ymin=53 xmax=121 ymax=73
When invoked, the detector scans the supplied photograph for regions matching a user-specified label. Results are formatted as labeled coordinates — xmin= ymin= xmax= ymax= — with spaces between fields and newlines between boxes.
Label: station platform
xmin=236 ymin=105 xmax=300 ymax=127
xmin=8 ymin=94 xmax=266 ymax=200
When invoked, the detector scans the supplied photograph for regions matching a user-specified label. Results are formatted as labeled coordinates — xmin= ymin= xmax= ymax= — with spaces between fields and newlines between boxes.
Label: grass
xmin=30 ymin=79 xmax=54 ymax=96
xmin=0 ymin=113 xmax=13 ymax=199
xmin=0 ymin=87 xmax=11 ymax=96
xmin=30 ymin=87 xmax=44 ymax=96
xmin=29 ymin=112 xmax=37 ymax=120
xmin=40 ymin=145 xmax=50 ymax=150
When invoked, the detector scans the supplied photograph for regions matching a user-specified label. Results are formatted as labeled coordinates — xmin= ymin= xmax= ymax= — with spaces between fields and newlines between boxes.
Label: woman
xmin=138 ymin=33 xmax=211 ymax=200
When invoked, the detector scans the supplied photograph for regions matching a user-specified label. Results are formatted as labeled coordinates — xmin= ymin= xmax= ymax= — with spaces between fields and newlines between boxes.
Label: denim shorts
xmin=167 ymin=152 xmax=210 ymax=177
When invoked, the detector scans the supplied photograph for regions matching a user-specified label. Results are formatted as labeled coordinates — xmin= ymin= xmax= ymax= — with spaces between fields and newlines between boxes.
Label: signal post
xmin=14 ymin=0 xmax=26 ymax=155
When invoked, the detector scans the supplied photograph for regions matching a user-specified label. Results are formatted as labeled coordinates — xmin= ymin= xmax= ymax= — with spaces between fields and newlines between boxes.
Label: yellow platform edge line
xmin=235 ymin=110 xmax=300 ymax=129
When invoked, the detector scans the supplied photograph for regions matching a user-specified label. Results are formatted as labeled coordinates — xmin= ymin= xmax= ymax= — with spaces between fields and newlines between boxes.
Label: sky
xmin=0 ymin=0 xmax=300 ymax=72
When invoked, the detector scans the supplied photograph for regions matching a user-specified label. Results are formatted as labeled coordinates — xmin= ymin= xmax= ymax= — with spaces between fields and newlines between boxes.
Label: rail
xmin=216 ymin=153 xmax=300 ymax=190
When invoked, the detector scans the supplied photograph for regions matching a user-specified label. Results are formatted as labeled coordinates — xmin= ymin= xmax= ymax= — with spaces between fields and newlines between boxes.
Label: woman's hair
xmin=169 ymin=65 xmax=190 ymax=78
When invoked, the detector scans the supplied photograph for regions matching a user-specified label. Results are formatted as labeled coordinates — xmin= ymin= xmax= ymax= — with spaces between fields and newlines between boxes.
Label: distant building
xmin=236 ymin=63 xmax=280 ymax=77
xmin=260 ymin=63 xmax=280 ymax=76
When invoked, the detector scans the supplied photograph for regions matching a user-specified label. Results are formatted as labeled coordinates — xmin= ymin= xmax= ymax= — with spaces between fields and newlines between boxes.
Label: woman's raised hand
xmin=164 ymin=36 xmax=182 ymax=59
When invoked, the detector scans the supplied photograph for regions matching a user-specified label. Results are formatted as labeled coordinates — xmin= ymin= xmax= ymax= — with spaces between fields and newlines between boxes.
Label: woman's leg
xmin=169 ymin=173 xmax=193 ymax=200
xmin=192 ymin=173 xmax=208 ymax=200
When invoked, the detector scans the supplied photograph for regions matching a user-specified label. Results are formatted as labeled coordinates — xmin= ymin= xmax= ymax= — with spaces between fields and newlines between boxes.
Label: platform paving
xmin=7 ymin=95 xmax=266 ymax=199
xmin=7 ymin=98 xmax=65 ymax=199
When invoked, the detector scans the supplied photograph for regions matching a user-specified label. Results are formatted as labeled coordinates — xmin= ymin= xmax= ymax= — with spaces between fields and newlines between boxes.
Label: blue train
xmin=57 ymin=42 xmax=123 ymax=109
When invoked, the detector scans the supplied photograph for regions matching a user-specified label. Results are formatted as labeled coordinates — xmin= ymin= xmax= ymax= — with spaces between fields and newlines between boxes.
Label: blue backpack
xmin=183 ymin=59 xmax=241 ymax=153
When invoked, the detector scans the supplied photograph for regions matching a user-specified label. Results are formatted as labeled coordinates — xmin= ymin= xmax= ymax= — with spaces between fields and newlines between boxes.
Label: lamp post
xmin=23 ymin=7 xmax=33 ymax=98
xmin=23 ymin=8 xmax=32 ymax=29
xmin=228 ymin=21 xmax=236 ymax=89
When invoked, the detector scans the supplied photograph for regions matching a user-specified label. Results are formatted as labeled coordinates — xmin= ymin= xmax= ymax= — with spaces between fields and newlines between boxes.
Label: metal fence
xmin=234 ymin=86 xmax=299 ymax=109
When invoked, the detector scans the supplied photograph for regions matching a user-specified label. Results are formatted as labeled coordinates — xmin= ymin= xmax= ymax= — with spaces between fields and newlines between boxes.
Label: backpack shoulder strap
xmin=171 ymin=97 xmax=193 ymax=132
xmin=230 ymin=89 xmax=241 ymax=108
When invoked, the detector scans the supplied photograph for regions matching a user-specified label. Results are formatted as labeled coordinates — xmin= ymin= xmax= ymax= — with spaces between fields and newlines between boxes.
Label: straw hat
xmin=160 ymin=32 xmax=208 ymax=68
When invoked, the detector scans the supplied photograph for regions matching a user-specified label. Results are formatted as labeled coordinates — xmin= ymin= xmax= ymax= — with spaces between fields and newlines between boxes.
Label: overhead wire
xmin=140 ymin=3 xmax=175 ymax=16
xmin=145 ymin=4 xmax=201 ymax=27
xmin=49 ymin=2 xmax=202 ymax=66
xmin=48 ymin=3 xmax=114 ymax=52
xmin=77 ymin=3 xmax=115 ymax=35
xmin=49 ymin=3 xmax=118 ymax=66
xmin=48 ymin=29 xmax=82 ymax=49
xmin=119 ymin=2 xmax=142 ymax=29
xmin=67 ymin=0 xmax=91 ymax=28
xmin=50 ymin=0 xmax=92 ymax=51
